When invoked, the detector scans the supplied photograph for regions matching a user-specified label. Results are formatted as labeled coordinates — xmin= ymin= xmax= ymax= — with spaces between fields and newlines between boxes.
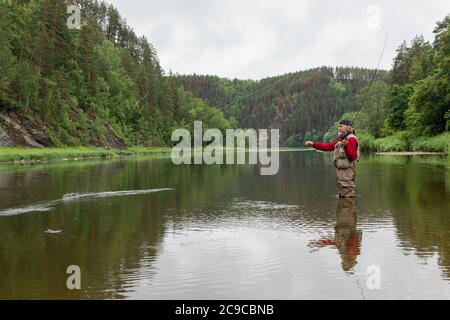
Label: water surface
xmin=0 ymin=152 xmax=449 ymax=299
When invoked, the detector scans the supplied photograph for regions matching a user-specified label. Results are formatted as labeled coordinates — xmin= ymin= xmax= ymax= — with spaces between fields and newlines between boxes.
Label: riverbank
xmin=0 ymin=146 xmax=309 ymax=164
xmin=0 ymin=147 xmax=172 ymax=164
xmin=375 ymin=152 xmax=446 ymax=156
xmin=359 ymin=132 xmax=450 ymax=154
xmin=1 ymin=145 xmax=448 ymax=165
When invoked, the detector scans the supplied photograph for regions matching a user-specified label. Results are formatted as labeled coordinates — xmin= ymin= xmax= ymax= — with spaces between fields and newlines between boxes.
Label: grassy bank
xmin=410 ymin=133 xmax=450 ymax=153
xmin=0 ymin=146 xmax=321 ymax=164
xmin=1 ymin=139 xmax=448 ymax=164
xmin=0 ymin=147 xmax=172 ymax=163
xmin=358 ymin=132 xmax=450 ymax=154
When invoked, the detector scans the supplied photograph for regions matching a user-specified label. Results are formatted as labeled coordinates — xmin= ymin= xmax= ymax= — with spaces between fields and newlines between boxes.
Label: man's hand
xmin=304 ymin=141 xmax=314 ymax=147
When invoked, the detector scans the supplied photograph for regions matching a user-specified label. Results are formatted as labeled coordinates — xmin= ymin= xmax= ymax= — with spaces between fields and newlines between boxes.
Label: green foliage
xmin=356 ymin=81 xmax=390 ymax=137
xmin=385 ymin=84 xmax=414 ymax=131
xmin=406 ymin=75 xmax=447 ymax=135
xmin=0 ymin=1 xmax=448 ymax=153
xmin=0 ymin=146 xmax=170 ymax=163
xmin=174 ymin=67 xmax=389 ymax=144
xmin=287 ymin=134 xmax=304 ymax=148
xmin=304 ymin=129 xmax=324 ymax=143
xmin=0 ymin=0 xmax=233 ymax=147
xmin=373 ymin=134 xmax=409 ymax=152
xmin=403 ymin=15 xmax=450 ymax=136
xmin=176 ymin=88 xmax=234 ymax=132
xmin=367 ymin=15 xmax=449 ymax=150
xmin=410 ymin=133 xmax=450 ymax=153
xmin=356 ymin=131 xmax=376 ymax=152
xmin=392 ymin=36 xmax=433 ymax=85
xmin=446 ymin=110 xmax=450 ymax=131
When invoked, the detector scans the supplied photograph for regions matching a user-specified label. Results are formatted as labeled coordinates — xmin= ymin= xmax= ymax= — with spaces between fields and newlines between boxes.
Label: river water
xmin=0 ymin=152 xmax=449 ymax=299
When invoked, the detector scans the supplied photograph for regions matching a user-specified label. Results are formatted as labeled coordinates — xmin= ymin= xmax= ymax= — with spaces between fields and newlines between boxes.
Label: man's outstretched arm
xmin=307 ymin=140 xmax=338 ymax=152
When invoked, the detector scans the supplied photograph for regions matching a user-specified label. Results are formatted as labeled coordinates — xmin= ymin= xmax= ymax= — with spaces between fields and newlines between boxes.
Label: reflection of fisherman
xmin=305 ymin=120 xmax=359 ymax=198
xmin=309 ymin=198 xmax=362 ymax=272
xmin=335 ymin=198 xmax=361 ymax=271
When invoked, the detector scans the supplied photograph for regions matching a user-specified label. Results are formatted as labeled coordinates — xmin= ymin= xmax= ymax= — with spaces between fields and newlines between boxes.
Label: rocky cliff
xmin=0 ymin=111 xmax=126 ymax=148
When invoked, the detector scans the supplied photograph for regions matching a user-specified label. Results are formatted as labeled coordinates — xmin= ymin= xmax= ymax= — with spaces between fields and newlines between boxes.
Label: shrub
xmin=410 ymin=132 xmax=450 ymax=153
xmin=373 ymin=135 xmax=409 ymax=152
xmin=287 ymin=134 xmax=304 ymax=148
xmin=357 ymin=131 xmax=376 ymax=152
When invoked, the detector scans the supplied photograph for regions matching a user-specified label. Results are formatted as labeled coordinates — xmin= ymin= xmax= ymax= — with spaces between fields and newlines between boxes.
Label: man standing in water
xmin=305 ymin=120 xmax=359 ymax=198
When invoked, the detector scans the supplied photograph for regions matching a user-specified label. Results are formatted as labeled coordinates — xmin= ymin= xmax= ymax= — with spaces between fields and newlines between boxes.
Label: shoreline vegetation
xmin=0 ymin=146 xmax=300 ymax=164
xmin=2 ymin=2 xmax=449 ymax=160
xmin=0 ymin=147 xmax=171 ymax=164
xmin=357 ymin=132 xmax=450 ymax=154
xmin=0 ymin=146 xmax=447 ymax=165
xmin=375 ymin=152 xmax=445 ymax=156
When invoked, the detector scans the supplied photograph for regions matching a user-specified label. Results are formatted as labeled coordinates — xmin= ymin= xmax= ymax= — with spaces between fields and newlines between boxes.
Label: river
xmin=0 ymin=152 xmax=449 ymax=299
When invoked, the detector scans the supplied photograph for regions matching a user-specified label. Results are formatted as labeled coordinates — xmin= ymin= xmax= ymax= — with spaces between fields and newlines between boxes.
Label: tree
xmin=353 ymin=81 xmax=389 ymax=138
xmin=385 ymin=84 xmax=414 ymax=131
xmin=406 ymin=16 xmax=450 ymax=135
xmin=392 ymin=36 xmax=433 ymax=85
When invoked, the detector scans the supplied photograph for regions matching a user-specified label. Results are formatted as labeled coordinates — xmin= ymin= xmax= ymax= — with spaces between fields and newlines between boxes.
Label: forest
xmin=174 ymin=67 xmax=390 ymax=147
xmin=175 ymin=15 xmax=450 ymax=152
xmin=0 ymin=0 xmax=449 ymax=153
xmin=0 ymin=0 xmax=234 ymax=148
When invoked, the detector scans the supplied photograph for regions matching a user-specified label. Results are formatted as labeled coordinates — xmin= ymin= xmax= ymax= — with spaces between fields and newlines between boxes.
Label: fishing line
xmin=217 ymin=28 xmax=388 ymax=124
xmin=345 ymin=270 xmax=367 ymax=300
xmin=352 ymin=28 xmax=389 ymax=126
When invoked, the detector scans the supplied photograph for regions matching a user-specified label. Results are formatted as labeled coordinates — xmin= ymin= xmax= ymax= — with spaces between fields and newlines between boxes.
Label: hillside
xmin=1 ymin=1 xmax=448 ymax=152
xmin=0 ymin=0 xmax=234 ymax=148
xmin=174 ymin=67 xmax=390 ymax=143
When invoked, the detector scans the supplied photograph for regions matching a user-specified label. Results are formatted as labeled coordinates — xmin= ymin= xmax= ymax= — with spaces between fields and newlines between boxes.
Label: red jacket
xmin=313 ymin=137 xmax=358 ymax=162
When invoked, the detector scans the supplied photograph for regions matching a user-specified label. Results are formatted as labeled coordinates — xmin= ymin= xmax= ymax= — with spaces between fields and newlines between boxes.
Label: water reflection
xmin=0 ymin=153 xmax=449 ymax=299
xmin=309 ymin=198 xmax=362 ymax=272
xmin=335 ymin=199 xmax=361 ymax=271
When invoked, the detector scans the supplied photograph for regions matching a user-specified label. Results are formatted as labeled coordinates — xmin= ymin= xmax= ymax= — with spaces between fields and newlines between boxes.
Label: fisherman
xmin=304 ymin=120 xmax=359 ymax=198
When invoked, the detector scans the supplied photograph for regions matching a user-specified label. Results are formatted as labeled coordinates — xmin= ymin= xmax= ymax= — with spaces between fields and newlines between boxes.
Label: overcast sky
xmin=107 ymin=0 xmax=450 ymax=80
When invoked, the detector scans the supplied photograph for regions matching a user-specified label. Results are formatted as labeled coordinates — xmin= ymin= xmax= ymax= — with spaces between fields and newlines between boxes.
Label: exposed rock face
xmin=89 ymin=123 xmax=127 ymax=148
xmin=104 ymin=123 xmax=127 ymax=149
xmin=0 ymin=110 xmax=127 ymax=148
xmin=0 ymin=112 xmax=50 ymax=148
xmin=0 ymin=122 xmax=14 ymax=147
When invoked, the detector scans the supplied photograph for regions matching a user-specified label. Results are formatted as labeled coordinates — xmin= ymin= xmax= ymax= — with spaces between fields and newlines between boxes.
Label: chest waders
xmin=333 ymin=134 xmax=360 ymax=169
xmin=333 ymin=134 xmax=359 ymax=198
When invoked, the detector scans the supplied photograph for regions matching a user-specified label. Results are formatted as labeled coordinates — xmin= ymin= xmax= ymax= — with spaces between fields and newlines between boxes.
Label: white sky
xmin=107 ymin=0 xmax=450 ymax=80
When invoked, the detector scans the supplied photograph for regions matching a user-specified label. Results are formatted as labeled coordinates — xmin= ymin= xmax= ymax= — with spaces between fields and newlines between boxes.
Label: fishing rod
xmin=352 ymin=29 xmax=389 ymax=126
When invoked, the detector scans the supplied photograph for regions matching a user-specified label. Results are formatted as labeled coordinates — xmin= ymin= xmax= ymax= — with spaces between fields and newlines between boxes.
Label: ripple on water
xmin=140 ymin=199 xmax=339 ymax=296
xmin=174 ymin=199 xmax=334 ymax=235
xmin=0 ymin=188 xmax=174 ymax=216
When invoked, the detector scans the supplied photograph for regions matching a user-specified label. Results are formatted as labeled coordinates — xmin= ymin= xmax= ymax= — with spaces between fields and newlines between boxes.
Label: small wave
xmin=0 ymin=189 xmax=174 ymax=217
xmin=0 ymin=202 xmax=57 ymax=216
xmin=232 ymin=200 xmax=299 ymax=210
xmin=62 ymin=189 xmax=174 ymax=201
xmin=44 ymin=229 xmax=62 ymax=234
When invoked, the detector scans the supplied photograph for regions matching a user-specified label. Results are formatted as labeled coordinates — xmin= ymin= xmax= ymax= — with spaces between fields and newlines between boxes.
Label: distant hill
xmin=173 ymin=67 xmax=390 ymax=143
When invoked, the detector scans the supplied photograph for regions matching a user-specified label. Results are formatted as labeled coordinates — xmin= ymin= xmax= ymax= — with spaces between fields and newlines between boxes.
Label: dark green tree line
xmin=0 ymin=0 xmax=234 ymax=147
